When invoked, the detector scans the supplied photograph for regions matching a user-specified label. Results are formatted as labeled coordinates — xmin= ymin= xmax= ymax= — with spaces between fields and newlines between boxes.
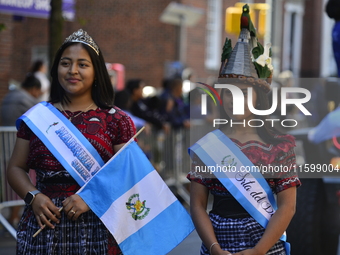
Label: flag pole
xmin=33 ymin=126 xmax=145 ymax=238
xmin=33 ymin=207 xmax=63 ymax=237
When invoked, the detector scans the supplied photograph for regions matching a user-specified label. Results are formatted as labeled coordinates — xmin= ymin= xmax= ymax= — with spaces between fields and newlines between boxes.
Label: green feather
xmin=252 ymin=42 xmax=264 ymax=59
xmin=221 ymin=37 xmax=232 ymax=62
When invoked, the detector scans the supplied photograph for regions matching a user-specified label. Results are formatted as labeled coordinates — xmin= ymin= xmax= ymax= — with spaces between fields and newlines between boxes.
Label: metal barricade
xmin=0 ymin=126 xmax=24 ymax=239
xmin=137 ymin=127 xmax=192 ymax=206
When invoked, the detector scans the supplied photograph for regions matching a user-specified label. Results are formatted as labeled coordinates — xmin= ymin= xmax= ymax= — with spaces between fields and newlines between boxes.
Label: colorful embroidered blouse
xmin=17 ymin=106 xmax=136 ymax=177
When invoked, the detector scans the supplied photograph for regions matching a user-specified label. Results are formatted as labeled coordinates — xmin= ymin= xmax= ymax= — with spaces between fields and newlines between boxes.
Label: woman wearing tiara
xmin=7 ymin=29 xmax=136 ymax=254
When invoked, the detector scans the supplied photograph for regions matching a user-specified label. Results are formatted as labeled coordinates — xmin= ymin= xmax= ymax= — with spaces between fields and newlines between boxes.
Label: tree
xmin=49 ymin=0 xmax=64 ymax=66
xmin=0 ymin=23 xmax=5 ymax=32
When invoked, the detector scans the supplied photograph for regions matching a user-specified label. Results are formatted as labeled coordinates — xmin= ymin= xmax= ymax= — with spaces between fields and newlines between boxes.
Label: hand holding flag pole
xmin=33 ymin=207 xmax=63 ymax=237
xmin=33 ymin=126 xmax=145 ymax=238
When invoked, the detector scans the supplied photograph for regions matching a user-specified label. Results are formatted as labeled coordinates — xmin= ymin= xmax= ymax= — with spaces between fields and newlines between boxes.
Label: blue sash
xmin=16 ymin=101 xmax=104 ymax=186
xmin=188 ymin=129 xmax=290 ymax=254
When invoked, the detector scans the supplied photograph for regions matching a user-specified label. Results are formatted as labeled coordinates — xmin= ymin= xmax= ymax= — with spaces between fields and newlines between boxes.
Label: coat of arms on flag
xmin=126 ymin=193 xmax=150 ymax=220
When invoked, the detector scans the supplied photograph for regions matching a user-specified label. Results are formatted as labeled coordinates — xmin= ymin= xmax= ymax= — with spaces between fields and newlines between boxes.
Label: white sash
xmin=16 ymin=101 xmax=104 ymax=186
xmin=189 ymin=129 xmax=290 ymax=254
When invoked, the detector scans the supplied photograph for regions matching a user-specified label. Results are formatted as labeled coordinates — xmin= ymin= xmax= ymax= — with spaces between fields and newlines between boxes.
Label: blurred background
xmin=0 ymin=0 xmax=337 ymax=99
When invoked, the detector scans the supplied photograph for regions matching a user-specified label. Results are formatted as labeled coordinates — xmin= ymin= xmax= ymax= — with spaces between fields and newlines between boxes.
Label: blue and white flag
xmin=77 ymin=141 xmax=195 ymax=255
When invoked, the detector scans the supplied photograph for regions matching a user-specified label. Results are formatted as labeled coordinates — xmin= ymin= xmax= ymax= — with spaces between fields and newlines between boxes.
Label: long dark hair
xmin=22 ymin=73 xmax=41 ymax=90
xmin=49 ymin=42 xmax=114 ymax=109
xmin=126 ymin=79 xmax=143 ymax=95
xmin=30 ymin=60 xmax=44 ymax=73
xmin=326 ymin=0 xmax=340 ymax=21
xmin=220 ymin=86 xmax=290 ymax=145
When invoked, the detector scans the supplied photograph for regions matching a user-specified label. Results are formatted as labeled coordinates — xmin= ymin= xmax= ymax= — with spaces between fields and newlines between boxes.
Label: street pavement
xmin=0 ymin=220 xmax=201 ymax=255
xmin=168 ymin=230 xmax=201 ymax=254
xmin=2 ymin=223 xmax=340 ymax=255
xmin=0 ymin=228 xmax=16 ymax=255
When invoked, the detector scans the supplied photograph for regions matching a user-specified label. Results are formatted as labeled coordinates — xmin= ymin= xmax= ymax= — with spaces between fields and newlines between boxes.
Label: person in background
xmin=30 ymin=60 xmax=51 ymax=101
xmin=326 ymin=0 xmax=340 ymax=77
xmin=0 ymin=74 xmax=41 ymax=228
xmin=188 ymin=88 xmax=212 ymax=122
xmin=161 ymin=78 xmax=190 ymax=129
xmin=126 ymin=78 xmax=169 ymax=133
xmin=1 ymin=74 xmax=42 ymax=126
xmin=114 ymin=89 xmax=146 ymax=129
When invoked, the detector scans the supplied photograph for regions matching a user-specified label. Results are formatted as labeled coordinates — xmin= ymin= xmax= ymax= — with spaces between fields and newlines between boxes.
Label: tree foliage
xmin=0 ymin=23 xmax=5 ymax=32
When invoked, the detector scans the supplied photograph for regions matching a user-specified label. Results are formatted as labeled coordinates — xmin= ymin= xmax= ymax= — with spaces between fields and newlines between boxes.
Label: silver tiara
xmin=63 ymin=29 xmax=99 ymax=55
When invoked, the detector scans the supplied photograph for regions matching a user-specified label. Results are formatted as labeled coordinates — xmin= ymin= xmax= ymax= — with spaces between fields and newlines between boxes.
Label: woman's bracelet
xmin=209 ymin=242 xmax=220 ymax=254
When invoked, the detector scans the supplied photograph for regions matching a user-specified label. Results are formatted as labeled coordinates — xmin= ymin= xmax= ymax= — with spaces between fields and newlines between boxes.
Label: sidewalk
xmin=0 ymin=224 xmax=201 ymax=255
xmin=0 ymin=207 xmax=16 ymax=254
xmin=168 ymin=230 xmax=201 ymax=254
xmin=0 ymin=229 xmax=16 ymax=255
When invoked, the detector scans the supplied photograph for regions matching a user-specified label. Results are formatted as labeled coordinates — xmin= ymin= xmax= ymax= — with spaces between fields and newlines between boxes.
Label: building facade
xmin=0 ymin=0 xmax=336 ymax=104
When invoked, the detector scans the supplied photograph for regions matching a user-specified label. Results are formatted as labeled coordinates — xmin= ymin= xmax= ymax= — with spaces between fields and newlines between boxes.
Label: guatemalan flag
xmin=77 ymin=141 xmax=195 ymax=255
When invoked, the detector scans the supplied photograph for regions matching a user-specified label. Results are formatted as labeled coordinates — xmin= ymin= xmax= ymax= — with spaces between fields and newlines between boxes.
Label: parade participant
xmin=126 ymin=78 xmax=169 ymax=132
xmin=1 ymin=74 xmax=42 ymax=126
xmin=326 ymin=0 xmax=340 ymax=77
xmin=7 ymin=29 xmax=136 ymax=254
xmin=30 ymin=59 xmax=51 ymax=101
xmin=188 ymin=5 xmax=300 ymax=255
xmin=1 ymin=74 xmax=42 ymax=228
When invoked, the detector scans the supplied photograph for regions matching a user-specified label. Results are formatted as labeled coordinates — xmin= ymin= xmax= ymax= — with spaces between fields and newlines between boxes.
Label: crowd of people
xmin=115 ymin=77 xmax=191 ymax=134
xmin=0 ymin=67 xmax=197 ymax=135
